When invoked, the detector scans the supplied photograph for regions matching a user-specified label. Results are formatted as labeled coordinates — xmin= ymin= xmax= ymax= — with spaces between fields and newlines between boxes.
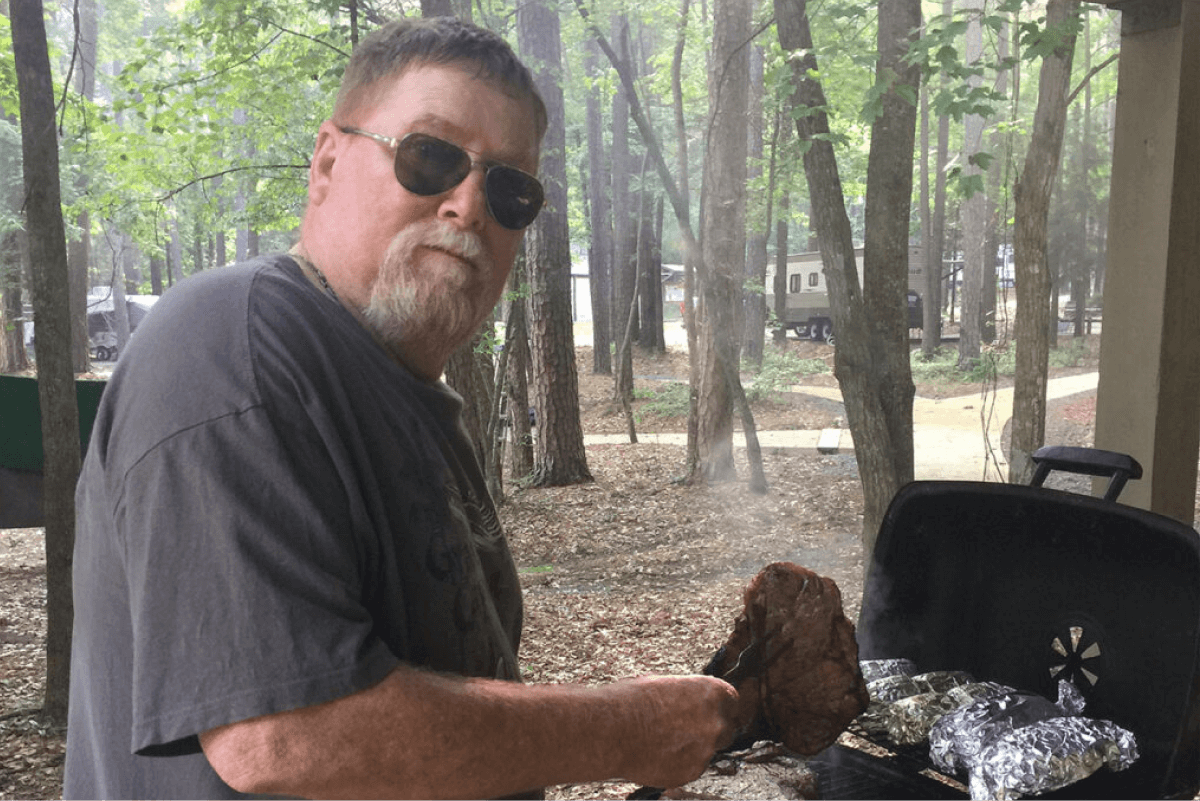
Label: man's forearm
xmin=200 ymin=663 xmax=738 ymax=799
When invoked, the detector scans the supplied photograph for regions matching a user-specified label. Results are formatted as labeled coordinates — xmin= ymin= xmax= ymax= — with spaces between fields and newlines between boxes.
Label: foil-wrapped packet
xmin=967 ymin=716 xmax=1139 ymax=800
xmin=867 ymin=673 xmax=922 ymax=703
xmin=1054 ymin=678 xmax=1086 ymax=716
xmin=860 ymin=658 xmax=917 ymax=684
xmin=856 ymin=674 xmax=921 ymax=735
xmin=947 ymin=681 xmax=1014 ymax=708
xmin=884 ymin=691 xmax=964 ymax=746
xmin=929 ymin=690 xmax=1062 ymax=774
xmin=913 ymin=670 xmax=974 ymax=694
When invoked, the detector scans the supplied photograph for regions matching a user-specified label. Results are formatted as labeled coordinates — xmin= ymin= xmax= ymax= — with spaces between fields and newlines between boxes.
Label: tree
xmin=573 ymin=0 xmax=767 ymax=494
xmin=1008 ymin=0 xmax=1080 ymax=484
xmin=503 ymin=261 xmax=535 ymax=482
xmin=742 ymin=45 xmax=767 ymax=367
xmin=957 ymin=0 xmax=987 ymax=368
xmin=2 ymin=115 xmax=31 ymax=374
xmin=519 ymin=0 xmax=592 ymax=486
xmin=694 ymin=0 xmax=751 ymax=483
xmin=583 ymin=40 xmax=613 ymax=375
xmin=12 ymin=0 xmax=81 ymax=726
xmin=444 ymin=326 xmax=500 ymax=498
xmin=609 ymin=15 xmax=637 ymax=421
xmin=917 ymin=5 xmax=950 ymax=359
xmin=775 ymin=0 xmax=920 ymax=563
xmin=66 ymin=0 xmax=97 ymax=373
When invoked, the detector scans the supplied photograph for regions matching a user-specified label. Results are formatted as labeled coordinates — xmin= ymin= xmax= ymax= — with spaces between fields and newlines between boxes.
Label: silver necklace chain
xmin=289 ymin=248 xmax=339 ymax=303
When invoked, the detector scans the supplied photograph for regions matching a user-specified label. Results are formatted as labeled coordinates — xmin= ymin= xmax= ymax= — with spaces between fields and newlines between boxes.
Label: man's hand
xmin=607 ymin=675 xmax=741 ymax=789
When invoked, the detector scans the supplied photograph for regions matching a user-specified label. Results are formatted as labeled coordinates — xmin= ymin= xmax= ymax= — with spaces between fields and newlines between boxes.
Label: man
xmin=65 ymin=16 xmax=738 ymax=800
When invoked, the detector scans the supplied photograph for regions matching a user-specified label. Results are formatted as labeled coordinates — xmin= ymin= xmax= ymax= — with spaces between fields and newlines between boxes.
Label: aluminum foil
xmin=860 ymin=658 xmax=917 ymax=684
xmin=856 ymin=674 xmax=921 ymax=734
xmin=929 ymin=691 xmax=1063 ymax=774
xmin=947 ymin=681 xmax=1014 ymax=708
xmin=884 ymin=691 xmax=965 ymax=746
xmin=1054 ymin=678 xmax=1086 ymax=716
xmin=913 ymin=670 xmax=974 ymax=694
xmin=866 ymin=673 xmax=921 ymax=703
xmin=967 ymin=716 xmax=1139 ymax=800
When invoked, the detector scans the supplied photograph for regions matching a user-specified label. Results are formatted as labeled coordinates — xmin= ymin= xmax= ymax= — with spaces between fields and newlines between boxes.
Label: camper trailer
xmin=86 ymin=292 xmax=159 ymax=361
xmin=766 ymin=246 xmax=925 ymax=342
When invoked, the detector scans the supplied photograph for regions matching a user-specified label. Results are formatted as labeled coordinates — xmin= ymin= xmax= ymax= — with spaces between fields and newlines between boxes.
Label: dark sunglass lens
xmin=395 ymin=134 xmax=470 ymax=196
xmin=486 ymin=167 xmax=544 ymax=229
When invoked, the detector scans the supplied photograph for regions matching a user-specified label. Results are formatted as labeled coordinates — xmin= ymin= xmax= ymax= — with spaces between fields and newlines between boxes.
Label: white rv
xmin=765 ymin=246 xmax=926 ymax=342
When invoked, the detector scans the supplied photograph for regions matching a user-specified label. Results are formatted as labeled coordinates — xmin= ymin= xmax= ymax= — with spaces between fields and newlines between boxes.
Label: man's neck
xmin=289 ymin=244 xmax=447 ymax=383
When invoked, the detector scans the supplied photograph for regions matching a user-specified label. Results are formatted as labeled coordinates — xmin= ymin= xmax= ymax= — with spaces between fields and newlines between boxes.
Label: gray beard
xmin=362 ymin=221 xmax=492 ymax=361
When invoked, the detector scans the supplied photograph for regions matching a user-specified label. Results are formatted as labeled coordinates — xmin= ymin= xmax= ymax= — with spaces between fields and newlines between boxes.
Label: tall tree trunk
xmin=610 ymin=16 xmax=636 ymax=411
xmin=670 ymin=0 xmax=702 ymax=471
xmin=958 ymin=0 xmax=986 ymax=367
xmin=636 ymin=188 xmax=664 ymax=353
xmin=67 ymin=0 xmax=97 ymax=372
xmin=859 ymin=0 xmax=919 ymax=557
xmin=1 ymin=263 xmax=30 ymax=373
xmin=775 ymin=0 xmax=919 ymax=565
xmin=919 ymin=15 xmax=946 ymax=357
xmin=504 ymin=260 xmax=534 ymax=482
xmin=743 ymin=45 xmax=768 ymax=367
xmin=519 ymin=0 xmax=592 ymax=486
xmin=574 ymin=0 xmax=767 ymax=494
xmin=928 ymin=0 xmax=951 ymax=346
xmin=12 ymin=0 xmax=81 ymax=727
xmin=983 ymin=18 xmax=1010 ymax=346
xmin=149 ymin=254 xmax=164 ymax=295
xmin=773 ymin=193 xmax=789 ymax=345
xmin=584 ymin=41 xmax=613 ymax=375
xmin=2 ymin=99 xmax=30 ymax=373
xmin=444 ymin=323 xmax=498 ymax=496
xmin=1009 ymin=0 xmax=1080 ymax=484
xmin=695 ymin=0 xmax=750 ymax=484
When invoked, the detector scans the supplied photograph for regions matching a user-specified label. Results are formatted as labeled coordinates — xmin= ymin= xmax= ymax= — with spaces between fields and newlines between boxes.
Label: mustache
xmin=391 ymin=221 xmax=487 ymax=269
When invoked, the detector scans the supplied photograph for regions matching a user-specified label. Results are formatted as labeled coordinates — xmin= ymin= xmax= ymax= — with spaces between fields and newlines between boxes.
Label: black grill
xmin=810 ymin=448 xmax=1200 ymax=799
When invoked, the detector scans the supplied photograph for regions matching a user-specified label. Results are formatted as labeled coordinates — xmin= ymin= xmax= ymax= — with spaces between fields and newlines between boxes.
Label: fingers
xmin=615 ymin=675 xmax=741 ymax=789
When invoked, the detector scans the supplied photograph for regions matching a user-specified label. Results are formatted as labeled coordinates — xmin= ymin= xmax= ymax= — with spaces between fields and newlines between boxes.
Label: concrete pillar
xmin=1093 ymin=0 xmax=1200 ymax=523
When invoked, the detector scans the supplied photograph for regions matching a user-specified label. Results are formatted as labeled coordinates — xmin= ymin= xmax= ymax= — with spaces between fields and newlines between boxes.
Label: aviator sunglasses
xmin=340 ymin=127 xmax=544 ymax=230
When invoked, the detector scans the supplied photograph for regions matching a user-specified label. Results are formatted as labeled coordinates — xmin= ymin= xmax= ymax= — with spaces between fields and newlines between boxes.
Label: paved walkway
xmin=583 ymin=372 xmax=1100 ymax=482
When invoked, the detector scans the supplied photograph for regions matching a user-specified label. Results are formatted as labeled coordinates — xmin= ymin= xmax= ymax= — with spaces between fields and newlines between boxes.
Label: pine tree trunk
xmin=12 ymin=0 xmax=82 ymax=727
xmin=743 ymin=46 xmax=768 ymax=367
xmin=1009 ymin=0 xmax=1080 ymax=484
xmin=775 ymin=0 xmax=919 ymax=565
xmin=610 ymin=16 xmax=636 ymax=410
xmin=504 ymin=263 xmax=534 ymax=482
xmin=519 ymin=0 xmax=592 ymax=486
xmin=695 ymin=0 xmax=750 ymax=483
xmin=584 ymin=41 xmax=613 ymax=375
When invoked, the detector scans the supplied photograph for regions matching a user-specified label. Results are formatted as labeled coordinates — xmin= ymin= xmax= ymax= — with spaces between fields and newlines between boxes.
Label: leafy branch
xmin=156 ymin=163 xmax=309 ymax=202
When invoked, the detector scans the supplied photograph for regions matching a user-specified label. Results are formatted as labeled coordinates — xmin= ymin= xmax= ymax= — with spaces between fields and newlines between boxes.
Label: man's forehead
xmin=373 ymin=69 xmax=541 ymax=167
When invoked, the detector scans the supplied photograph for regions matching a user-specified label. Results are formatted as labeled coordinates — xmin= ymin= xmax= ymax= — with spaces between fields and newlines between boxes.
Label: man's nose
xmin=437 ymin=166 xmax=489 ymax=230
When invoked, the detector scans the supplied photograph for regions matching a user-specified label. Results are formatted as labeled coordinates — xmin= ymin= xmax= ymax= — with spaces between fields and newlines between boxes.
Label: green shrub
xmin=638 ymin=381 xmax=692 ymax=419
xmin=746 ymin=348 xmax=830 ymax=403
xmin=911 ymin=339 xmax=1088 ymax=387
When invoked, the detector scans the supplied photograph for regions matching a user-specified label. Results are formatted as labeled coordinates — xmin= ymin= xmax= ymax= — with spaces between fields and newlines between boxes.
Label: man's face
xmin=308 ymin=63 xmax=540 ymax=360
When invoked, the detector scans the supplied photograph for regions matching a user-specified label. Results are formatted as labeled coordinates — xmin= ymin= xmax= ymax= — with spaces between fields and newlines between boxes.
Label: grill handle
xmin=1030 ymin=446 xmax=1143 ymax=501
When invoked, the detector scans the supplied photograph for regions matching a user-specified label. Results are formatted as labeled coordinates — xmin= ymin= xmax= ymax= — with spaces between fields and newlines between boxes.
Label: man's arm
xmin=200 ymin=663 xmax=739 ymax=799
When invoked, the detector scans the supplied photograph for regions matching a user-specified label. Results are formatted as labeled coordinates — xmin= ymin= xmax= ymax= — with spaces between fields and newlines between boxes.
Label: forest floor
xmin=0 ymin=334 xmax=1121 ymax=800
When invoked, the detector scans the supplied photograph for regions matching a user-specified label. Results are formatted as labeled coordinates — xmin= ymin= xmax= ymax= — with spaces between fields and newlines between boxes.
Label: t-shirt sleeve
xmin=116 ymin=404 xmax=401 ymax=756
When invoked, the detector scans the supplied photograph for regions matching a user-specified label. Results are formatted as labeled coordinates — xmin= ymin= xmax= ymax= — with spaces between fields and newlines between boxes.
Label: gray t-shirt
xmin=64 ymin=256 xmax=523 ymax=799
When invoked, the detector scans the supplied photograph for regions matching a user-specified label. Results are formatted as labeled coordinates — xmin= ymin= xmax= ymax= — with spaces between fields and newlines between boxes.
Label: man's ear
xmin=308 ymin=120 xmax=341 ymax=206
